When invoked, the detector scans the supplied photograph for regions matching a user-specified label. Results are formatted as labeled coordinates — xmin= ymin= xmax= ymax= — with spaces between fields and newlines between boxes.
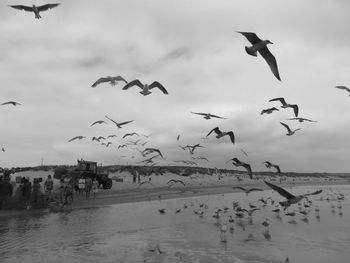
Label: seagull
xmin=142 ymin=148 xmax=163 ymax=158
xmin=118 ymin=144 xmax=128 ymax=149
xmin=263 ymin=161 xmax=281 ymax=173
xmin=68 ymin=136 xmax=85 ymax=142
xmin=107 ymin=135 xmax=117 ymax=139
xmin=261 ymin=107 xmax=279 ymax=115
xmin=280 ymin=122 xmax=301 ymax=136
xmin=264 ymin=180 xmax=322 ymax=209
xmin=122 ymin=132 xmax=139 ymax=139
xmin=229 ymin=158 xmax=253 ymax=179
xmin=237 ymin=31 xmax=281 ymax=81
xmin=287 ymin=117 xmax=317 ymax=123
xmin=9 ymin=4 xmax=60 ymax=19
xmin=91 ymin=76 xmax=127 ymax=87
xmin=207 ymin=127 xmax=235 ymax=145
xmin=191 ymin=112 xmax=227 ymax=120
xmin=185 ymin=144 xmax=205 ymax=155
xmin=269 ymin=97 xmax=299 ymax=117
xmin=90 ymin=120 xmax=107 ymax=126
xmin=122 ymin=80 xmax=168 ymax=96
xmin=232 ymin=186 xmax=263 ymax=195
xmin=105 ymin=115 xmax=134 ymax=128
xmin=334 ymin=86 xmax=350 ymax=96
xmin=167 ymin=179 xmax=186 ymax=187
xmin=92 ymin=136 xmax=106 ymax=142
xmin=1 ymin=101 xmax=22 ymax=106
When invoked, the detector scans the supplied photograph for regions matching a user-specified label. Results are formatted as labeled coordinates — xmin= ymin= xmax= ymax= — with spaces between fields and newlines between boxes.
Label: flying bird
xmin=107 ymin=135 xmax=117 ymax=139
xmin=280 ymin=122 xmax=301 ymax=136
xmin=1 ymin=101 xmax=22 ymax=106
xmin=232 ymin=186 xmax=263 ymax=195
xmin=91 ymin=76 xmax=127 ymax=87
xmin=105 ymin=115 xmax=134 ymax=128
xmin=334 ymin=86 xmax=350 ymax=96
xmin=264 ymin=180 xmax=322 ymax=209
xmin=92 ymin=136 xmax=106 ymax=142
xmin=184 ymin=144 xmax=205 ymax=155
xmin=142 ymin=148 xmax=163 ymax=158
xmin=8 ymin=4 xmax=60 ymax=19
xmin=287 ymin=117 xmax=317 ymax=123
xmin=122 ymin=132 xmax=139 ymax=139
xmin=191 ymin=112 xmax=227 ymax=120
xmin=237 ymin=31 xmax=281 ymax=81
xmin=90 ymin=120 xmax=107 ymax=126
xmin=261 ymin=107 xmax=279 ymax=115
xmin=230 ymin=158 xmax=253 ymax=179
xmin=263 ymin=161 xmax=281 ymax=173
xmin=167 ymin=179 xmax=186 ymax=187
xmin=207 ymin=127 xmax=235 ymax=145
xmin=122 ymin=80 xmax=168 ymax=96
xmin=68 ymin=136 xmax=85 ymax=142
xmin=101 ymin=142 xmax=112 ymax=147
xmin=269 ymin=97 xmax=299 ymax=117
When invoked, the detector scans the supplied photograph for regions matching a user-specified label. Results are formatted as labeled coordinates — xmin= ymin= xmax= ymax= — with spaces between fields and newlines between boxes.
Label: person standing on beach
xmin=78 ymin=177 xmax=85 ymax=196
xmin=92 ymin=179 xmax=98 ymax=198
xmin=85 ymin=177 xmax=92 ymax=198
xmin=44 ymin=175 xmax=54 ymax=200
xmin=22 ymin=177 xmax=32 ymax=209
xmin=59 ymin=178 xmax=65 ymax=204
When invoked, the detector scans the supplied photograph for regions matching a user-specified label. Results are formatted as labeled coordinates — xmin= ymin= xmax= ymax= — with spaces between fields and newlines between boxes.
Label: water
xmin=0 ymin=184 xmax=349 ymax=263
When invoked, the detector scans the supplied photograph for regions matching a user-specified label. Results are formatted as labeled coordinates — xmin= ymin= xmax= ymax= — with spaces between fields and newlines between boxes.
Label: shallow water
xmin=0 ymin=184 xmax=349 ymax=263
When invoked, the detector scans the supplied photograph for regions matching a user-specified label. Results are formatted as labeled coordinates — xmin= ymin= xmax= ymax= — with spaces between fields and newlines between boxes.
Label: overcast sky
xmin=1 ymin=0 xmax=349 ymax=173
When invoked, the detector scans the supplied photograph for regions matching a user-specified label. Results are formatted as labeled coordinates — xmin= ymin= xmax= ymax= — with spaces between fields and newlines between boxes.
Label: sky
xmin=0 ymin=0 xmax=349 ymax=173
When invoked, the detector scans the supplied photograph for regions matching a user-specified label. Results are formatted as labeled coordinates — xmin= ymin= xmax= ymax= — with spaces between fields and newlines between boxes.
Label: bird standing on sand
xmin=280 ymin=122 xmax=301 ymax=136
xmin=123 ymin=80 xmax=168 ymax=96
xmin=207 ymin=127 xmax=235 ymax=145
xmin=264 ymin=180 xmax=322 ymax=209
xmin=334 ymin=86 xmax=350 ymax=96
xmin=1 ymin=101 xmax=22 ymax=106
xmin=9 ymin=4 xmax=60 ymax=19
xmin=105 ymin=115 xmax=134 ymax=128
xmin=191 ymin=112 xmax=227 ymax=120
xmin=237 ymin=31 xmax=281 ymax=81
xmin=91 ymin=76 xmax=127 ymax=87
xmin=269 ymin=97 xmax=299 ymax=117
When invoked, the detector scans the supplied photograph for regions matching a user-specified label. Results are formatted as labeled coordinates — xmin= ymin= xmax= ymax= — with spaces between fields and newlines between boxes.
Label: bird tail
xmin=245 ymin=46 xmax=257 ymax=57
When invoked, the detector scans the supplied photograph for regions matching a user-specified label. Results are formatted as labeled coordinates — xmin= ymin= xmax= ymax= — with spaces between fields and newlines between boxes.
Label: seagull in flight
xmin=122 ymin=132 xmax=139 ymax=139
xmin=280 ymin=122 xmax=301 ymax=136
xmin=334 ymin=86 xmax=350 ymax=96
xmin=232 ymin=186 xmax=263 ymax=195
xmin=263 ymin=161 xmax=281 ymax=173
xmin=92 ymin=136 xmax=105 ymax=142
xmin=287 ymin=117 xmax=317 ymax=123
xmin=261 ymin=107 xmax=279 ymax=115
xmin=191 ymin=112 xmax=227 ymax=120
xmin=123 ymin=80 xmax=168 ymax=96
xmin=1 ymin=101 xmax=22 ymax=106
xmin=264 ymin=180 xmax=322 ymax=209
xmin=91 ymin=76 xmax=127 ymax=87
xmin=207 ymin=127 xmax=235 ymax=145
xmin=269 ymin=97 xmax=299 ymax=117
xmin=105 ymin=115 xmax=134 ymax=128
xmin=237 ymin=31 xmax=281 ymax=81
xmin=230 ymin=158 xmax=253 ymax=179
xmin=9 ymin=4 xmax=60 ymax=19
xmin=68 ymin=136 xmax=85 ymax=142
xmin=90 ymin=120 xmax=107 ymax=126
xmin=142 ymin=148 xmax=164 ymax=158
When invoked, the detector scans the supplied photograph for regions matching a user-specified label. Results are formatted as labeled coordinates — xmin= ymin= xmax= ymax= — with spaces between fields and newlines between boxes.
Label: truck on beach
xmin=54 ymin=160 xmax=113 ymax=189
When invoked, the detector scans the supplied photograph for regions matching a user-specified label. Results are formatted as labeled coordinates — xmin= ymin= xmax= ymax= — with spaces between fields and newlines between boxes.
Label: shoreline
xmin=1 ymin=179 xmax=348 ymax=219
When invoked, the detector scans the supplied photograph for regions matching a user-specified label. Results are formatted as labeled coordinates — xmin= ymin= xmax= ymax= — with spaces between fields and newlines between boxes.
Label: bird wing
xmin=335 ymin=86 xmax=350 ymax=92
xmin=9 ymin=5 xmax=34 ymax=12
xmin=280 ymin=122 xmax=291 ymax=133
xmin=236 ymin=31 xmax=262 ymax=45
xmin=191 ymin=112 xmax=207 ymax=116
xmin=242 ymin=163 xmax=253 ymax=179
xmin=118 ymin=120 xmax=134 ymax=126
xmin=149 ymin=81 xmax=168 ymax=94
xmin=209 ymin=114 xmax=226 ymax=119
xmin=258 ymin=47 xmax=281 ymax=81
xmin=122 ymin=79 xmax=143 ymax=90
xmin=122 ymin=133 xmax=132 ymax=139
xmin=303 ymin=190 xmax=322 ymax=197
xmin=263 ymin=180 xmax=295 ymax=199
xmin=176 ymin=180 xmax=186 ymax=186
xmin=91 ymin=77 xmax=110 ymax=87
xmin=226 ymin=131 xmax=235 ymax=144
xmin=91 ymin=120 xmax=105 ymax=126
xmin=105 ymin=115 xmax=118 ymax=126
xmin=68 ymin=136 xmax=84 ymax=142
xmin=111 ymin=76 xmax=127 ymax=83
xmin=248 ymin=188 xmax=263 ymax=192
xmin=166 ymin=179 xmax=177 ymax=184
xmin=269 ymin=97 xmax=286 ymax=105
xmin=207 ymin=127 xmax=221 ymax=137
xmin=273 ymin=165 xmax=281 ymax=173
xmin=37 ymin=4 xmax=61 ymax=12
xmin=289 ymin=104 xmax=299 ymax=117
xmin=260 ymin=109 xmax=267 ymax=115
